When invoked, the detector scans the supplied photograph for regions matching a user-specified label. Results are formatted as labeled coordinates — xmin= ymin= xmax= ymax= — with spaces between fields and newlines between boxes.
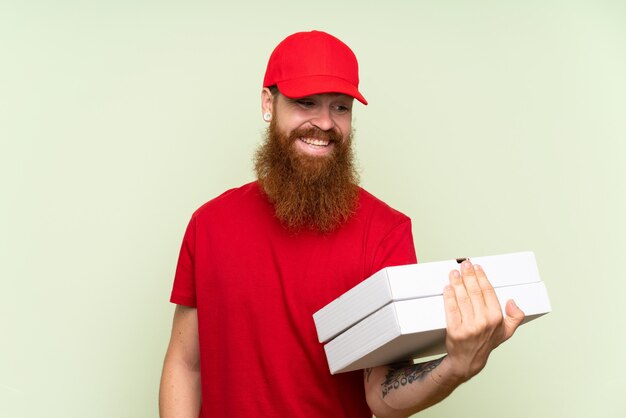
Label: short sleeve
xmin=170 ymin=215 xmax=197 ymax=307
xmin=369 ymin=219 xmax=417 ymax=277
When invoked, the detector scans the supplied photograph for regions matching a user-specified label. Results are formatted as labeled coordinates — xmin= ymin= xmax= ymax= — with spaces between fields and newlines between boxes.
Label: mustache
xmin=287 ymin=126 xmax=343 ymax=144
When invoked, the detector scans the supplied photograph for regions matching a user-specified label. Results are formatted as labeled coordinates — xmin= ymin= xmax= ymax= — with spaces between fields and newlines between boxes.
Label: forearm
xmin=159 ymin=359 xmax=202 ymax=418
xmin=365 ymin=356 xmax=464 ymax=418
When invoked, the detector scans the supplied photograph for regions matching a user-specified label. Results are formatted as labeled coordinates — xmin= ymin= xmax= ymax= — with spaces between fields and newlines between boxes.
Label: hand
xmin=440 ymin=260 xmax=525 ymax=383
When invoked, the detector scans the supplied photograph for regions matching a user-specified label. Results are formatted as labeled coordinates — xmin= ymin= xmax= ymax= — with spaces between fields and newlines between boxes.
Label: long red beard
xmin=253 ymin=119 xmax=359 ymax=233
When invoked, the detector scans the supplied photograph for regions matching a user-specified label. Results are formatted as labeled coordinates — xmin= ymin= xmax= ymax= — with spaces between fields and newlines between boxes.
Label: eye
xmin=295 ymin=99 xmax=316 ymax=109
xmin=332 ymin=103 xmax=352 ymax=114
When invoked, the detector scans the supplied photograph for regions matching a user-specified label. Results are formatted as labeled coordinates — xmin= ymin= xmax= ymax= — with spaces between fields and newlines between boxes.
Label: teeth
xmin=300 ymin=137 xmax=330 ymax=147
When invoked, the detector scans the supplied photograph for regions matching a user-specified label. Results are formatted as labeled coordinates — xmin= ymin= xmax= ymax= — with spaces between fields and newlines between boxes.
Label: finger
xmin=473 ymin=264 xmax=500 ymax=312
xmin=443 ymin=283 xmax=462 ymax=330
xmin=449 ymin=267 xmax=474 ymax=322
xmin=460 ymin=260 xmax=487 ymax=317
xmin=502 ymin=299 xmax=526 ymax=341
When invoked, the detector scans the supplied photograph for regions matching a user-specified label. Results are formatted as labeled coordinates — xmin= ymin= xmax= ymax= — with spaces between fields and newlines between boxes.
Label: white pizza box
xmin=314 ymin=251 xmax=541 ymax=343
xmin=324 ymin=281 xmax=551 ymax=374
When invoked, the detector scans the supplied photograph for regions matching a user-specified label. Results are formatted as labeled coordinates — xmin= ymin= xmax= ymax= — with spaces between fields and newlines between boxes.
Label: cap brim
xmin=277 ymin=75 xmax=368 ymax=105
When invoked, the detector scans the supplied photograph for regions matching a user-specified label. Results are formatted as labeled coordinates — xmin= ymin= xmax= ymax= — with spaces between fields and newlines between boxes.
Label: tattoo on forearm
xmin=381 ymin=356 xmax=446 ymax=398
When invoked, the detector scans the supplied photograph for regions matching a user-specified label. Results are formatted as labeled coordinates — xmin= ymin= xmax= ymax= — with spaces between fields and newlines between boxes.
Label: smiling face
xmin=254 ymin=88 xmax=359 ymax=233
xmin=261 ymin=88 xmax=354 ymax=158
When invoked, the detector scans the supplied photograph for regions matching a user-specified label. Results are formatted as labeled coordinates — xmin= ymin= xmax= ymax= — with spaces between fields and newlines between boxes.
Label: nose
xmin=310 ymin=107 xmax=335 ymax=131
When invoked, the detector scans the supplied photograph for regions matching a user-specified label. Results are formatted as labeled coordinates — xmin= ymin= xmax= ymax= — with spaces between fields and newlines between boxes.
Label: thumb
xmin=502 ymin=299 xmax=525 ymax=341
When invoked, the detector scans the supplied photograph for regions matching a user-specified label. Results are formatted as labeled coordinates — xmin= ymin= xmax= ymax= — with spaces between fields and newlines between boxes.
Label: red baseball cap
xmin=263 ymin=30 xmax=368 ymax=105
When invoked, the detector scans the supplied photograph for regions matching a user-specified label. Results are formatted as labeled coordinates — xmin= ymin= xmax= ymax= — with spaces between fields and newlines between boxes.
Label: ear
xmin=261 ymin=88 xmax=274 ymax=119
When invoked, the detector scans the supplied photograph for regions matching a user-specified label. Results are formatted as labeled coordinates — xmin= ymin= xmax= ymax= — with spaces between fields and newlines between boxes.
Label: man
xmin=159 ymin=30 xmax=525 ymax=418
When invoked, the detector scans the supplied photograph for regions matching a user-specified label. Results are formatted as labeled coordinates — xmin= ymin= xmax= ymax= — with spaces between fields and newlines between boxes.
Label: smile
xmin=299 ymin=137 xmax=331 ymax=147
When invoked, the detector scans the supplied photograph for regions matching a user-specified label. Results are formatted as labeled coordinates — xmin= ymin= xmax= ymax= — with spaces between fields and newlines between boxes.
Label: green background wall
xmin=2 ymin=1 xmax=624 ymax=417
